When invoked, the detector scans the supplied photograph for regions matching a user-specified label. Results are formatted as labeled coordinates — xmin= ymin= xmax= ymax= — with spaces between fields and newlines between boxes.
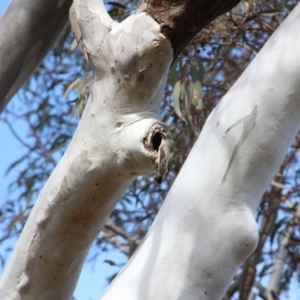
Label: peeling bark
xmin=137 ymin=0 xmax=240 ymax=59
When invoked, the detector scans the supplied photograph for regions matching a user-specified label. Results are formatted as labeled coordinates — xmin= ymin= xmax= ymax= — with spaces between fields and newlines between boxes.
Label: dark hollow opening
xmin=152 ymin=132 xmax=162 ymax=151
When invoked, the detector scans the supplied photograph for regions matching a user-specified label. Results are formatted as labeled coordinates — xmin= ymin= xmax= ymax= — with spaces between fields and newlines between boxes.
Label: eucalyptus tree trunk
xmin=1 ymin=0 xmax=300 ymax=299
xmin=100 ymin=5 xmax=300 ymax=299
xmin=0 ymin=0 xmax=240 ymax=299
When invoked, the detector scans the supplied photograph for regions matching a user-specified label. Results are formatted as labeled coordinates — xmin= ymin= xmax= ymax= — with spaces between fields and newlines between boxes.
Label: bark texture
xmin=137 ymin=0 xmax=240 ymax=59
xmin=101 ymin=4 xmax=300 ymax=299
xmin=0 ymin=0 xmax=282 ymax=300
xmin=0 ymin=0 xmax=72 ymax=113
xmin=0 ymin=1 xmax=174 ymax=298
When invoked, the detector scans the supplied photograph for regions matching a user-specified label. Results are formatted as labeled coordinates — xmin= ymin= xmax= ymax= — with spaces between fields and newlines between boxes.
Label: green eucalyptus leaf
xmin=169 ymin=60 xmax=180 ymax=87
xmin=192 ymin=56 xmax=205 ymax=83
xmin=5 ymin=154 xmax=28 ymax=175
xmin=172 ymin=81 xmax=183 ymax=119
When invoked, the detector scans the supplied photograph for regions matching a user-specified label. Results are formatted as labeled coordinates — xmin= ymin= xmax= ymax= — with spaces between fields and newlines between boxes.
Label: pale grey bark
xmin=101 ymin=5 xmax=300 ymax=299
xmin=0 ymin=0 xmax=72 ymax=113
xmin=1 ymin=0 xmax=300 ymax=299
xmin=0 ymin=2 xmax=173 ymax=298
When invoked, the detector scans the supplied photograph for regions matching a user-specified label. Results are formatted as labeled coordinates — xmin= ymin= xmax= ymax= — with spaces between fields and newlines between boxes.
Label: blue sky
xmin=0 ymin=2 xmax=125 ymax=299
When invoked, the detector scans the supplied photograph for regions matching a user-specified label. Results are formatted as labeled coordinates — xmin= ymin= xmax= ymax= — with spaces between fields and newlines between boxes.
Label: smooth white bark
xmin=0 ymin=0 xmax=72 ymax=113
xmin=0 ymin=1 xmax=172 ymax=298
xmin=101 ymin=4 xmax=300 ymax=300
xmin=2 ymin=0 xmax=300 ymax=298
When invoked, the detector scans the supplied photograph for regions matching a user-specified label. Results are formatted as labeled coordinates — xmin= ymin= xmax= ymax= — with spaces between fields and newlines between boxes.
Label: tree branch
xmin=100 ymin=5 xmax=300 ymax=299
xmin=267 ymin=202 xmax=300 ymax=298
xmin=137 ymin=0 xmax=240 ymax=59
xmin=0 ymin=0 xmax=73 ymax=113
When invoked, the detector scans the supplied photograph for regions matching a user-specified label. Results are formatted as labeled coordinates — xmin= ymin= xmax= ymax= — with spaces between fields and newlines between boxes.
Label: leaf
xmin=258 ymin=263 xmax=273 ymax=278
xmin=180 ymin=81 xmax=187 ymax=98
xmin=64 ymin=80 xmax=81 ymax=98
xmin=270 ymin=217 xmax=287 ymax=245
xmin=248 ymin=0 xmax=257 ymax=11
xmin=69 ymin=38 xmax=78 ymax=53
xmin=172 ymin=81 xmax=183 ymax=119
xmin=192 ymin=56 xmax=205 ymax=83
xmin=49 ymin=135 xmax=69 ymax=154
xmin=128 ymin=241 xmax=139 ymax=258
xmin=191 ymin=80 xmax=203 ymax=110
xmin=261 ymin=9 xmax=284 ymax=16
xmin=169 ymin=59 xmax=180 ymax=87
xmin=231 ymin=1 xmax=249 ymax=17
xmin=5 ymin=154 xmax=28 ymax=175
xmin=107 ymin=2 xmax=127 ymax=9
xmin=7 ymin=212 xmax=24 ymax=235
xmin=104 ymin=259 xmax=116 ymax=266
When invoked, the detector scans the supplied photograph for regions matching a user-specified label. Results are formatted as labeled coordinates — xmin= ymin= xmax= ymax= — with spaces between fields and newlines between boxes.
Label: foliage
xmin=1 ymin=0 xmax=299 ymax=299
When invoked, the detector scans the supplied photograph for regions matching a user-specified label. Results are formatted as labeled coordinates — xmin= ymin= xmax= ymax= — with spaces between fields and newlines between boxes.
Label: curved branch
xmin=0 ymin=0 xmax=73 ymax=113
xmin=101 ymin=5 xmax=300 ymax=299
